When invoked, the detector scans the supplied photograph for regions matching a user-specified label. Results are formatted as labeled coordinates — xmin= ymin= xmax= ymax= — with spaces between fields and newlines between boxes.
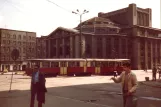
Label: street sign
xmin=11 ymin=49 xmax=19 ymax=61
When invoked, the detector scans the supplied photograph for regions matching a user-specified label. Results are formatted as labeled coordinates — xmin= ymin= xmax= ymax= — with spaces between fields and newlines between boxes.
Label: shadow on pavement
xmin=0 ymin=81 xmax=161 ymax=107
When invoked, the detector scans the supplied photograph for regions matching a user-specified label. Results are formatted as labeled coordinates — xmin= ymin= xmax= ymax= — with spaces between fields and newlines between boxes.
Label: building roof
xmin=77 ymin=17 xmax=120 ymax=29
xmin=81 ymin=32 xmax=127 ymax=36
xmin=47 ymin=26 xmax=79 ymax=38
xmin=84 ymin=17 xmax=114 ymax=23
xmin=0 ymin=28 xmax=36 ymax=33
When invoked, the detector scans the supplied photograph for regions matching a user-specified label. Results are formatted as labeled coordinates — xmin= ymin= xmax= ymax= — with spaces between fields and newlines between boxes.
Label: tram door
xmin=60 ymin=61 xmax=67 ymax=75
xmin=95 ymin=62 xmax=101 ymax=74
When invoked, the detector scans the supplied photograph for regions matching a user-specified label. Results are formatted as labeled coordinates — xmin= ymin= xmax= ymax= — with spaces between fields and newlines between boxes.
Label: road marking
xmin=140 ymin=97 xmax=161 ymax=101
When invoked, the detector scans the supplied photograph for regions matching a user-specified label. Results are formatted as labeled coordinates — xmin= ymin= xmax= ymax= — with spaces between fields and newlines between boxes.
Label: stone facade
xmin=0 ymin=28 xmax=36 ymax=71
xmin=36 ymin=36 xmax=47 ymax=58
xmin=45 ymin=3 xmax=161 ymax=70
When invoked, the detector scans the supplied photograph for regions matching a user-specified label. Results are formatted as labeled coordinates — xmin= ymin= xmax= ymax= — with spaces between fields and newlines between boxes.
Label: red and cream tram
xmin=25 ymin=58 xmax=130 ymax=76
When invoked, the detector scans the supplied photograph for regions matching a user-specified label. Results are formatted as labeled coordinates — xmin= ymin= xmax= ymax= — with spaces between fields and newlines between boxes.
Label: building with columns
xmin=45 ymin=3 xmax=161 ymax=70
xmin=0 ymin=28 xmax=36 ymax=71
xmin=36 ymin=36 xmax=47 ymax=58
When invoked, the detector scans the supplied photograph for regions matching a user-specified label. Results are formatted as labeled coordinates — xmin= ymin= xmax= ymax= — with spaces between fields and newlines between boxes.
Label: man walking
xmin=152 ymin=65 xmax=157 ymax=81
xmin=30 ymin=65 xmax=47 ymax=107
xmin=111 ymin=62 xmax=138 ymax=107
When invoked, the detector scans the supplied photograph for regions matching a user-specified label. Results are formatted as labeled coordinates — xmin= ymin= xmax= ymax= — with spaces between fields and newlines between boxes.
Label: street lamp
xmin=72 ymin=9 xmax=89 ymax=58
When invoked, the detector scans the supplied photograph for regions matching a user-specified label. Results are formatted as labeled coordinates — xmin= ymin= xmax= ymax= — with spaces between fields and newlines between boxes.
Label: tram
xmin=25 ymin=58 xmax=130 ymax=76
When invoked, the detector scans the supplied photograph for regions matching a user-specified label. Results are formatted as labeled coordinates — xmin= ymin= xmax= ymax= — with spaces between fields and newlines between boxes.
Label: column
xmin=144 ymin=39 xmax=148 ymax=69
xmin=92 ymin=36 xmax=97 ymax=58
xmin=132 ymin=38 xmax=140 ymax=69
xmin=125 ymin=39 xmax=128 ymax=58
xmin=160 ymin=43 xmax=161 ymax=64
xmin=102 ymin=37 xmax=106 ymax=58
xmin=70 ymin=36 xmax=73 ymax=58
xmin=118 ymin=38 xmax=122 ymax=58
xmin=155 ymin=41 xmax=158 ymax=65
xmin=62 ymin=38 xmax=65 ymax=58
xmin=145 ymin=8 xmax=152 ymax=27
xmin=20 ymin=65 xmax=22 ymax=70
xmin=145 ymin=30 xmax=148 ymax=37
xmin=81 ymin=35 xmax=86 ymax=58
xmin=143 ymin=14 xmax=145 ymax=26
xmin=75 ymin=35 xmax=80 ymax=58
xmin=151 ymin=41 xmax=153 ymax=68
xmin=10 ymin=64 xmax=13 ymax=71
xmin=48 ymin=40 xmax=51 ymax=58
xmin=127 ymin=3 xmax=137 ymax=26
xmin=111 ymin=37 xmax=114 ymax=58
xmin=56 ymin=39 xmax=59 ymax=57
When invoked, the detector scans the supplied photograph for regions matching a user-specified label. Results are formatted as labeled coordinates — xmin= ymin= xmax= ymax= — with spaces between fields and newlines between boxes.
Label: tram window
xmin=102 ymin=62 xmax=108 ymax=67
xmin=116 ymin=62 xmax=121 ymax=67
xmin=60 ymin=62 xmax=64 ymax=67
xmin=96 ymin=62 xmax=101 ymax=67
xmin=68 ymin=62 xmax=74 ymax=67
xmin=76 ymin=62 xmax=80 ymax=67
xmin=109 ymin=62 xmax=114 ymax=67
xmin=68 ymin=62 xmax=72 ymax=67
xmin=42 ymin=62 xmax=49 ymax=67
xmin=60 ymin=62 xmax=67 ymax=67
xmin=86 ymin=61 xmax=90 ymax=67
xmin=100 ymin=62 xmax=104 ymax=67
xmin=51 ymin=62 xmax=59 ymax=67
xmin=90 ymin=62 xmax=95 ymax=67
xmin=64 ymin=62 xmax=67 ymax=67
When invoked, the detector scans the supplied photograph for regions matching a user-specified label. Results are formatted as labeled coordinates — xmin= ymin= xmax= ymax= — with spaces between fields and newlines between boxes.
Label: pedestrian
xmin=30 ymin=65 xmax=47 ymax=107
xmin=152 ymin=65 xmax=157 ymax=81
xmin=157 ymin=66 xmax=161 ymax=79
xmin=111 ymin=62 xmax=138 ymax=107
xmin=113 ymin=70 xmax=118 ymax=78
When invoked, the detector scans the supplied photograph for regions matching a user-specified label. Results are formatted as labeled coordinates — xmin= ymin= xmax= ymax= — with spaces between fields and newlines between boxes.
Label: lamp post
xmin=72 ymin=9 xmax=89 ymax=58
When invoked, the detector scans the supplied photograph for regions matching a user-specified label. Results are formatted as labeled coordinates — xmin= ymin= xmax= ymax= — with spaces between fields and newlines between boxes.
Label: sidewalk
xmin=0 ymin=71 xmax=25 ymax=75
xmin=141 ymin=80 xmax=161 ymax=88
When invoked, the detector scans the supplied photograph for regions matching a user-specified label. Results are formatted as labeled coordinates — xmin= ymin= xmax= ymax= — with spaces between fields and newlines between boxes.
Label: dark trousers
xmin=30 ymin=84 xmax=42 ymax=107
xmin=153 ymin=73 xmax=156 ymax=81
xmin=122 ymin=90 xmax=137 ymax=107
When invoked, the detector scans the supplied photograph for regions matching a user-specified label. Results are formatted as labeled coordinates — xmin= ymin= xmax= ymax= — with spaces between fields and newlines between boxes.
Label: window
xmin=7 ymin=34 xmax=10 ymax=38
xmin=13 ymin=41 xmax=16 ymax=45
xmin=23 ymin=35 xmax=26 ymax=39
xmin=2 ymin=33 xmax=6 ymax=38
xmin=7 ymin=40 xmax=10 ymax=44
xmin=13 ymin=35 xmax=16 ymax=39
xmin=18 ymin=35 xmax=21 ymax=39
xmin=23 ymin=48 xmax=26 ymax=53
xmin=23 ymin=42 xmax=26 ymax=46
xmin=3 ymin=40 xmax=6 ymax=44
xmin=18 ymin=42 xmax=21 ymax=45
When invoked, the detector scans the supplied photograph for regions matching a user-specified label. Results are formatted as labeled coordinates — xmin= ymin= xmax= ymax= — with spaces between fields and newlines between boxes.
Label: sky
xmin=0 ymin=0 xmax=160 ymax=37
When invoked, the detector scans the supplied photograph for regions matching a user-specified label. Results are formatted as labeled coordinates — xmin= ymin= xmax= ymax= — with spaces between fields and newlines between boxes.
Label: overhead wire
xmin=46 ymin=0 xmax=73 ymax=14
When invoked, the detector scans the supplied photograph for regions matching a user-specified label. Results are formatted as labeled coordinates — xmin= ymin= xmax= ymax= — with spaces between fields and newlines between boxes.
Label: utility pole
xmin=72 ymin=9 xmax=89 ymax=58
